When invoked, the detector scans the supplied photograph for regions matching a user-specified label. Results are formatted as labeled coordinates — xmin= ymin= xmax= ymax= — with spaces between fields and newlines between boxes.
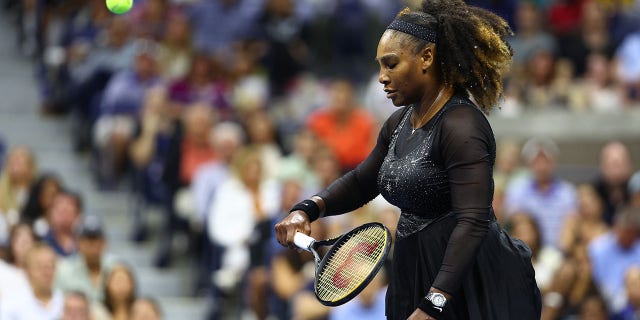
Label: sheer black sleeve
xmin=315 ymin=107 xmax=408 ymax=219
xmin=431 ymin=104 xmax=495 ymax=295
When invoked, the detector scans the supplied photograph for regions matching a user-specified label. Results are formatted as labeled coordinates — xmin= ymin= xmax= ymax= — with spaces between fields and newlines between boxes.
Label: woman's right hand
xmin=275 ymin=210 xmax=311 ymax=249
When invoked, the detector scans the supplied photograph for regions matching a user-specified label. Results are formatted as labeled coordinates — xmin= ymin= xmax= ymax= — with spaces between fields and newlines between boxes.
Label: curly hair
xmin=391 ymin=0 xmax=513 ymax=113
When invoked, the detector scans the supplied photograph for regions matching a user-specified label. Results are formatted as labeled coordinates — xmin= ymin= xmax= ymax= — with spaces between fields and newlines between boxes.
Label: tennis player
xmin=276 ymin=1 xmax=542 ymax=319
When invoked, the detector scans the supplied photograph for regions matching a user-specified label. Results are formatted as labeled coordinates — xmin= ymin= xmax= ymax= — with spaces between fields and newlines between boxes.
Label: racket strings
xmin=316 ymin=226 xmax=387 ymax=302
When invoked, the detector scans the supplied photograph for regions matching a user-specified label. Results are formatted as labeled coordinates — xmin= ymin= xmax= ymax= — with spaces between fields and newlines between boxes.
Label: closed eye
xmin=375 ymin=54 xmax=399 ymax=71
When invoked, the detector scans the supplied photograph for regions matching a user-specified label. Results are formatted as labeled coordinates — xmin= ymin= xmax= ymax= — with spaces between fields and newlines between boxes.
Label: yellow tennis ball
xmin=106 ymin=0 xmax=133 ymax=15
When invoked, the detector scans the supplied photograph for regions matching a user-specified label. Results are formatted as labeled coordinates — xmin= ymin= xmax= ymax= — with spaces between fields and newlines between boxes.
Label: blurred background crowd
xmin=0 ymin=0 xmax=639 ymax=319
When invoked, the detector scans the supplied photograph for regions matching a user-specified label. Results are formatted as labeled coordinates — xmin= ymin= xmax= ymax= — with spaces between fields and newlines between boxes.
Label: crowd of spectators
xmin=0 ymin=161 xmax=163 ymax=320
xmin=1 ymin=0 xmax=640 ymax=319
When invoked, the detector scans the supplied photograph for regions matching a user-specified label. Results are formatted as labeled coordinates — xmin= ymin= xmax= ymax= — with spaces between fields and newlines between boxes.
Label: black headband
xmin=386 ymin=19 xmax=437 ymax=43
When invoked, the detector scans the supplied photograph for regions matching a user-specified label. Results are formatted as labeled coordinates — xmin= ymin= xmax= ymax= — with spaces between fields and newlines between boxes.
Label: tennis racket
xmin=293 ymin=222 xmax=392 ymax=306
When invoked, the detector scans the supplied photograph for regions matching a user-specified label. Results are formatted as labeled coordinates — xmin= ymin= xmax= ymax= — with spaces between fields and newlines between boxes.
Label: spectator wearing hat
xmin=0 ymin=243 xmax=64 ymax=320
xmin=504 ymin=137 xmax=578 ymax=248
xmin=55 ymin=215 xmax=117 ymax=303
xmin=589 ymin=207 xmax=640 ymax=313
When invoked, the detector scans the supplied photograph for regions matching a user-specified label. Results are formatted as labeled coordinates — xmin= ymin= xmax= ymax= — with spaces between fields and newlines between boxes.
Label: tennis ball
xmin=106 ymin=0 xmax=133 ymax=14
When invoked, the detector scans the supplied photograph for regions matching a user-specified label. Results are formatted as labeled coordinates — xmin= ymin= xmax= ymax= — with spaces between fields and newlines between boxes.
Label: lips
xmin=384 ymin=88 xmax=397 ymax=98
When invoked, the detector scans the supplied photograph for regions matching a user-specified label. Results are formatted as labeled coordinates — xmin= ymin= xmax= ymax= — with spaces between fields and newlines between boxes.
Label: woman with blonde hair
xmin=207 ymin=146 xmax=279 ymax=317
xmin=0 ymin=146 xmax=37 ymax=227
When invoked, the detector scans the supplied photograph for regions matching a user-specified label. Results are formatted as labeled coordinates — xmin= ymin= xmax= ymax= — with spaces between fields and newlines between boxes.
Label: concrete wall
xmin=488 ymin=110 xmax=640 ymax=183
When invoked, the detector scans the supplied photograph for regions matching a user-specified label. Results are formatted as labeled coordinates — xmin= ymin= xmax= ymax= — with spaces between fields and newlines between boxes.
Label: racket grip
xmin=294 ymin=232 xmax=315 ymax=251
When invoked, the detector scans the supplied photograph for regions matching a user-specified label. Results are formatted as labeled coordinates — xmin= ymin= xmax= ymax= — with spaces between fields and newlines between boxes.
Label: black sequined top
xmin=316 ymin=94 xmax=496 ymax=294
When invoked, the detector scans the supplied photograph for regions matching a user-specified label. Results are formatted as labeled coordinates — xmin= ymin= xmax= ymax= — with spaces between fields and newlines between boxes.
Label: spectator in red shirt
xmin=306 ymin=79 xmax=375 ymax=171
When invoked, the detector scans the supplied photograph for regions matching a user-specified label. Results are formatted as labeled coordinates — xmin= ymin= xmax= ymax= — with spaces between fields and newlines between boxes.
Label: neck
xmin=333 ymin=108 xmax=352 ymax=122
xmin=113 ymin=299 xmax=130 ymax=311
xmin=245 ymin=181 xmax=259 ymax=192
xmin=535 ymin=180 xmax=552 ymax=192
xmin=86 ymin=259 xmax=101 ymax=273
xmin=32 ymin=286 xmax=52 ymax=303
xmin=112 ymin=304 xmax=130 ymax=320
xmin=412 ymin=85 xmax=452 ymax=129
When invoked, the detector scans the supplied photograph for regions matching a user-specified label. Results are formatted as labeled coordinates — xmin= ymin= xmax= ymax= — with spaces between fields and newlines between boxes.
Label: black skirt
xmin=385 ymin=214 xmax=542 ymax=319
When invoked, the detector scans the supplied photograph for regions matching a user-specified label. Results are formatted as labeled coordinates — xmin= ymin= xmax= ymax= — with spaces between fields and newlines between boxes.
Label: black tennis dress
xmin=316 ymin=95 xmax=541 ymax=319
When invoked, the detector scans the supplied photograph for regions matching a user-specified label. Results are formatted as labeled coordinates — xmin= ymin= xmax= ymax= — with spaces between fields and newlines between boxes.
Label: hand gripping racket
xmin=293 ymin=222 xmax=392 ymax=306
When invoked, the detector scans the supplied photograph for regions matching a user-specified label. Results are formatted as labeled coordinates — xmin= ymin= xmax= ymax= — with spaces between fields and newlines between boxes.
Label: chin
xmin=390 ymin=97 xmax=404 ymax=107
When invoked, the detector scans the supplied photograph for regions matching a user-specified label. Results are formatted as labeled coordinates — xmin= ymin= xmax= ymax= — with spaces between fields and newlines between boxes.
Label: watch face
xmin=430 ymin=293 xmax=446 ymax=307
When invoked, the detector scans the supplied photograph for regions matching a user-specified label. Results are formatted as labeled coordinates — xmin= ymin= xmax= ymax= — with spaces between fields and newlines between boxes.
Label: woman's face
xmin=241 ymin=157 xmax=262 ymax=186
xmin=376 ymin=31 xmax=429 ymax=107
xmin=108 ymin=268 xmax=134 ymax=302
xmin=7 ymin=148 xmax=33 ymax=183
xmin=578 ymin=185 xmax=603 ymax=220
xmin=40 ymin=179 xmax=61 ymax=211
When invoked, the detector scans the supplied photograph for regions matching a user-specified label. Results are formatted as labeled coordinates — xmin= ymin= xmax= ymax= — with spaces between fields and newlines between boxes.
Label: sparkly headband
xmin=386 ymin=19 xmax=437 ymax=43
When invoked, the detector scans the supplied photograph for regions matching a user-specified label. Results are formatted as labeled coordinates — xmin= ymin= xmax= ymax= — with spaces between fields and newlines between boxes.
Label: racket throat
xmin=311 ymin=250 xmax=322 ymax=265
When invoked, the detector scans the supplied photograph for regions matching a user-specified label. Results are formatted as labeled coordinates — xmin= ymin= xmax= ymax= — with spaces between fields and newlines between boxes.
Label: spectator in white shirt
xmin=207 ymin=147 xmax=279 ymax=293
xmin=0 ymin=223 xmax=35 ymax=302
xmin=0 ymin=243 xmax=64 ymax=320
xmin=55 ymin=215 xmax=117 ymax=303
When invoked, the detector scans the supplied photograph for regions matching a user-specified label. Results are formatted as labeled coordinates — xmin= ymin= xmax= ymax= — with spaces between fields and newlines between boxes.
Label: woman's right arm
xmin=275 ymin=107 xmax=406 ymax=247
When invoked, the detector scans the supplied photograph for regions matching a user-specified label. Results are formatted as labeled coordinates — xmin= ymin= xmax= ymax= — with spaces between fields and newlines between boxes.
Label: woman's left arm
xmin=432 ymin=105 xmax=495 ymax=296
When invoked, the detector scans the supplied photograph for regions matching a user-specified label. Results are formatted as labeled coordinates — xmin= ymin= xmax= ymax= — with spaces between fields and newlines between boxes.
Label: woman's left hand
xmin=407 ymin=308 xmax=437 ymax=320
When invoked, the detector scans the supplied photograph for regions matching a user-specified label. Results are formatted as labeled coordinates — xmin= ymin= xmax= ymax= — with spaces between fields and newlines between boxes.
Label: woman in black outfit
xmin=275 ymin=1 xmax=541 ymax=319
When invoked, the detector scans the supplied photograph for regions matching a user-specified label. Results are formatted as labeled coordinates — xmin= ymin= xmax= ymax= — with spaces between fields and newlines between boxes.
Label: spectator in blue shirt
xmin=42 ymin=192 xmax=83 ymax=257
xmin=93 ymin=40 xmax=164 ymax=187
xmin=185 ymin=0 xmax=265 ymax=54
xmin=616 ymin=30 xmax=640 ymax=103
xmin=589 ymin=207 xmax=640 ymax=314
xmin=613 ymin=266 xmax=640 ymax=320
xmin=328 ymin=271 xmax=387 ymax=320
xmin=504 ymin=137 xmax=578 ymax=248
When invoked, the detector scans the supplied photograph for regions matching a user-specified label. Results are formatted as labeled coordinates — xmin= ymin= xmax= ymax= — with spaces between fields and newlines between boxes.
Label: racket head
xmin=313 ymin=222 xmax=391 ymax=306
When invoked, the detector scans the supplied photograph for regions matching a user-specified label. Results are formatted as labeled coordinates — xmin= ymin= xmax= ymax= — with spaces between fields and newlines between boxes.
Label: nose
xmin=378 ymin=69 xmax=389 ymax=85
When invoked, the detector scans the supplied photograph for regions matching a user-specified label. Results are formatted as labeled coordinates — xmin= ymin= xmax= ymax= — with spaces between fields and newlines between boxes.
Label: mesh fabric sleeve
xmin=431 ymin=104 xmax=494 ymax=295
xmin=315 ymin=107 xmax=407 ymax=219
